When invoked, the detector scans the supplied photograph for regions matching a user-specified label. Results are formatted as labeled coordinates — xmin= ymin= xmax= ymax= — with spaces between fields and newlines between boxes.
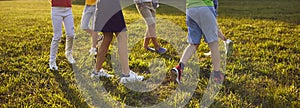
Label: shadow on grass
xmin=52 ymin=69 xmax=89 ymax=107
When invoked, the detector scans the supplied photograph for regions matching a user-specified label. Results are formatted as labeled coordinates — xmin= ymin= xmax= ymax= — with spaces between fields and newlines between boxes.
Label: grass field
xmin=0 ymin=0 xmax=299 ymax=107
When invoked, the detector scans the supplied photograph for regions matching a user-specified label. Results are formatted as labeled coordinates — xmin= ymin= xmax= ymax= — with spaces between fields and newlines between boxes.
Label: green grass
xmin=0 ymin=0 xmax=299 ymax=107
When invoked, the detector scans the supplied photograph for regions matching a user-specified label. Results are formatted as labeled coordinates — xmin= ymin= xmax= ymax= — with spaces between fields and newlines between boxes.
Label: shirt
xmin=86 ymin=0 xmax=97 ymax=5
xmin=51 ymin=0 xmax=72 ymax=7
xmin=186 ymin=0 xmax=213 ymax=8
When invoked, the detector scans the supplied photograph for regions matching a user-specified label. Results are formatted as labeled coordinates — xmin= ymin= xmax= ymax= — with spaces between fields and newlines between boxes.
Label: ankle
xmin=144 ymin=46 xmax=149 ymax=49
xmin=179 ymin=62 xmax=185 ymax=69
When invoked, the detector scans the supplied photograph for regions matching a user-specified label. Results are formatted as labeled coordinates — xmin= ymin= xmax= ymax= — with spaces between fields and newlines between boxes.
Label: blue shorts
xmin=80 ymin=5 xmax=96 ymax=30
xmin=186 ymin=6 xmax=218 ymax=44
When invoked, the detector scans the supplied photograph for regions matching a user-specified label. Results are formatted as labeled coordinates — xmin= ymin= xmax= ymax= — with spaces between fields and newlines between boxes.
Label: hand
xmin=152 ymin=3 xmax=159 ymax=9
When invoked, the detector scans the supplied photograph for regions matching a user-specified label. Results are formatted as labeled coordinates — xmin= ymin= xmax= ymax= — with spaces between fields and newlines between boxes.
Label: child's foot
xmin=171 ymin=63 xmax=184 ymax=84
xmin=224 ymin=39 xmax=233 ymax=56
xmin=212 ymin=71 xmax=225 ymax=84
xmin=120 ymin=71 xmax=144 ymax=83
xmin=49 ymin=60 xmax=58 ymax=71
xmin=91 ymin=69 xmax=114 ymax=78
xmin=89 ymin=48 xmax=97 ymax=55
xmin=204 ymin=51 xmax=211 ymax=56
xmin=156 ymin=47 xmax=167 ymax=54
xmin=65 ymin=52 xmax=76 ymax=64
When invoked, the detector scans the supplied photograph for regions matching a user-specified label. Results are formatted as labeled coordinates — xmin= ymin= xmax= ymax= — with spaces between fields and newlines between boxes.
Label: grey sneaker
xmin=224 ymin=39 xmax=233 ymax=56
xmin=120 ymin=71 xmax=144 ymax=83
xmin=91 ymin=69 xmax=114 ymax=78
xmin=49 ymin=60 xmax=58 ymax=70
xmin=65 ymin=52 xmax=76 ymax=64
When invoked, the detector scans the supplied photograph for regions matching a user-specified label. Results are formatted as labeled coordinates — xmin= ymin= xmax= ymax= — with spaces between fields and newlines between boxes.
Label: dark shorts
xmin=94 ymin=0 xmax=126 ymax=32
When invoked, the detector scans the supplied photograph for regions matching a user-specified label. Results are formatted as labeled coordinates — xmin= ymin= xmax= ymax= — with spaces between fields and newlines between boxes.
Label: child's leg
xmin=144 ymin=36 xmax=151 ymax=49
xmin=148 ymin=8 xmax=161 ymax=50
xmin=81 ymin=6 xmax=93 ymax=35
xmin=64 ymin=12 xmax=76 ymax=63
xmin=150 ymin=37 xmax=160 ymax=50
xmin=91 ymin=32 xmax=99 ymax=48
xmin=208 ymin=40 xmax=220 ymax=71
xmin=94 ymin=32 xmax=113 ymax=71
xmin=180 ymin=44 xmax=199 ymax=65
xmin=218 ymin=29 xmax=227 ymax=41
xmin=144 ymin=18 xmax=157 ymax=49
xmin=63 ymin=14 xmax=75 ymax=54
xmin=115 ymin=32 xmax=130 ymax=75
xmin=137 ymin=4 xmax=161 ymax=49
xmin=50 ymin=13 xmax=63 ymax=62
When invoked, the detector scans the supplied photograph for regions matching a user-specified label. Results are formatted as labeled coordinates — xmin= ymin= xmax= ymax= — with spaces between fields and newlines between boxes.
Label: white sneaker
xmin=89 ymin=48 xmax=97 ymax=55
xmin=65 ymin=52 xmax=76 ymax=64
xmin=224 ymin=39 xmax=233 ymax=56
xmin=120 ymin=71 xmax=144 ymax=83
xmin=204 ymin=51 xmax=211 ymax=56
xmin=49 ymin=61 xmax=58 ymax=70
xmin=91 ymin=69 xmax=114 ymax=78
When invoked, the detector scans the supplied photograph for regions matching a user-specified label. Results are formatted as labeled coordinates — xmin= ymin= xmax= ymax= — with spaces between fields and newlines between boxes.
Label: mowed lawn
xmin=0 ymin=0 xmax=299 ymax=107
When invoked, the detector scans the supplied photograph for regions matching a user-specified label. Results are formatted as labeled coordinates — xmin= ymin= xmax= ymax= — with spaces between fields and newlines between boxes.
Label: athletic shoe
xmin=146 ymin=47 xmax=167 ymax=54
xmin=49 ymin=60 xmax=58 ymax=71
xmin=225 ymin=39 xmax=233 ymax=56
xmin=171 ymin=63 xmax=184 ymax=84
xmin=89 ymin=48 xmax=97 ymax=56
xmin=120 ymin=71 xmax=144 ymax=83
xmin=65 ymin=52 xmax=76 ymax=64
xmin=156 ymin=47 xmax=167 ymax=54
xmin=91 ymin=69 xmax=114 ymax=78
xmin=212 ymin=71 xmax=225 ymax=84
xmin=204 ymin=51 xmax=211 ymax=56
xmin=146 ymin=47 xmax=156 ymax=52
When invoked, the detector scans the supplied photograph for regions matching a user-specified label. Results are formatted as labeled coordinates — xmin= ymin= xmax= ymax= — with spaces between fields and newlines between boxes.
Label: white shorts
xmin=80 ymin=5 xmax=96 ymax=30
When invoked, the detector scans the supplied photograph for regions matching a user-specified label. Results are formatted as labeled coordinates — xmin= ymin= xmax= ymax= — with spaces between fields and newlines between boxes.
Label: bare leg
xmin=180 ymin=44 xmax=199 ymax=64
xmin=151 ymin=37 xmax=161 ymax=50
xmin=116 ymin=32 xmax=130 ymax=75
xmin=94 ymin=32 xmax=113 ymax=71
xmin=143 ymin=37 xmax=151 ymax=49
xmin=218 ymin=29 xmax=227 ymax=41
xmin=83 ymin=29 xmax=99 ymax=48
xmin=147 ymin=23 xmax=161 ymax=50
xmin=91 ymin=31 xmax=99 ymax=48
xmin=208 ymin=40 xmax=220 ymax=71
